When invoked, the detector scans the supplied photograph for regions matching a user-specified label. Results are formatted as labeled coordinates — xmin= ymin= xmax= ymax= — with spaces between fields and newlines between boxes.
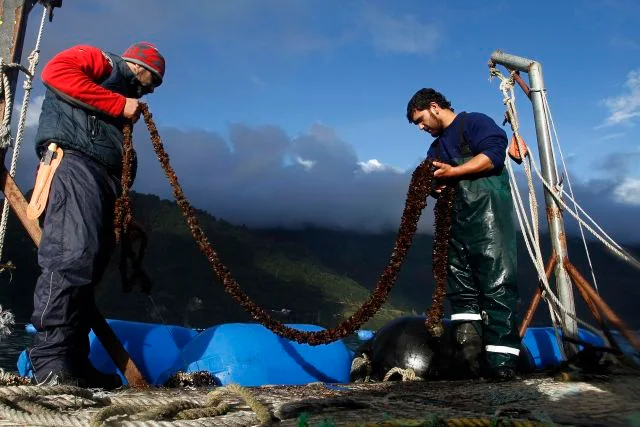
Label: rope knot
xmin=0 ymin=305 xmax=15 ymax=339
xmin=349 ymin=353 xmax=373 ymax=382
xmin=382 ymin=367 xmax=423 ymax=382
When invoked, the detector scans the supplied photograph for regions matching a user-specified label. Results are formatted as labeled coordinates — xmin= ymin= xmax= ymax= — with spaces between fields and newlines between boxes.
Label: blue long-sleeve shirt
xmin=427 ymin=112 xmax=508 ymax=171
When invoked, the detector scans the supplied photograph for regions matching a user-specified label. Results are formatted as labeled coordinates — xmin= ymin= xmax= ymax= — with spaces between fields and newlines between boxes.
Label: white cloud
xmin=358 ymin=159 xmax=404 ymax=174
xmin=296 ymin=156 xmax=315 ymax=170
xmin=358 ymin=159 xmax=384 ymax=173
xmin=600 ymin=69 xmax=640 ymax=127
xmin=609 ymin=37 xmax=640 ymax=51
xmin=599 ymin=132 xmax=626 ymax=141
xmin=130 ymin=122 xmax=425 ymax=233
xmin=613 ymin=178 xmax=640 ymax=205
xmin=362 ymin=10 xmax=440 ymax=55
xmin=13 ymin=94 xmax=44 ymax=129
xmin=10 ymin=118 xmax=640 ymax=242
xmin=124 ymin=124 xmax=640 ymax=241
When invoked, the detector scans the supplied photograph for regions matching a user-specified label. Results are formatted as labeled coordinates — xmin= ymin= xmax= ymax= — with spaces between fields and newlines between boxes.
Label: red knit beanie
xmin=121 ymin=41 xmax=165 ymax=86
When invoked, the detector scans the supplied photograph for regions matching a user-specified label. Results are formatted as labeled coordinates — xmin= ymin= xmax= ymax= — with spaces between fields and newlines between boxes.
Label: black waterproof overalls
xmin=435 ymin=113 xmax=521 ymax=372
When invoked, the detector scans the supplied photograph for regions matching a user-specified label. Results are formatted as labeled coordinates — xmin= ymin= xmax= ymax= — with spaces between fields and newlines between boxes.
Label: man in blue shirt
xmin=406 ymin=88 xmax=520 ymax=381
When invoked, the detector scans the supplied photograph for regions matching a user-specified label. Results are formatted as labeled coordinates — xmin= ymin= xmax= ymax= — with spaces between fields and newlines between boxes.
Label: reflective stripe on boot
xmin=486 ymin=346 xmax=519 ymax=375
xmin=451 ymin=313 xmax=482 ymax=321
xmin=486 ymin=345 xmax=520 ymax=356
xmin=485 ymin=348 xmax=519 ymax=381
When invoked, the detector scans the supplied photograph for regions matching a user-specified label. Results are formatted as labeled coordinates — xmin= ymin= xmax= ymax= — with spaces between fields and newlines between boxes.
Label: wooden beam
xmin=564 ymin=259 xmax=640 ymax=353
xmin=519 ymin=252 xmax=556 ymax=338
xmin=0 ymin=164 xmax=41 ymax=246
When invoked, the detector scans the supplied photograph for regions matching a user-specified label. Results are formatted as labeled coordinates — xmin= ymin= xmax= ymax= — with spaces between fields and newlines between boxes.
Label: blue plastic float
xmin=522 ymin=326 xmax=605 ymax=369
xmin=18 ymin=319 xmax=199 ymax=385
xmin=18 ymin=320 xmax=353 ymax=386
xmin=17 ymin=319 xmax=610 ymax=386
xmin=156 ymin=323 xmax=352 ymax=386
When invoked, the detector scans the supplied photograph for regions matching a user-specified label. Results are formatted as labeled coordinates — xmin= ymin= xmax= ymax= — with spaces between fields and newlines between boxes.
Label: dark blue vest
xmin=35 ymin=52 xmax=140 ymax=178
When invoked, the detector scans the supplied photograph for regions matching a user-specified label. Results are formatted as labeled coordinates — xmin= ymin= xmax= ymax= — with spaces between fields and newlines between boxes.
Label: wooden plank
xmin=0 ymin=164 xmax=41 ymax=245
xmin=90 ymin=310 xmax=148 ymax=388
xmin=565 ymin=259 xmax=640 ymax=352
xmin=518 ymin=252 xmax=556 ymax=338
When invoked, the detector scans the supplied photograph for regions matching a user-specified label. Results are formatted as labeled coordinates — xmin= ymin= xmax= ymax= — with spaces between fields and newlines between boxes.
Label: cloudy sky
xmin=5 ymin=0 xmax=640 ymax=243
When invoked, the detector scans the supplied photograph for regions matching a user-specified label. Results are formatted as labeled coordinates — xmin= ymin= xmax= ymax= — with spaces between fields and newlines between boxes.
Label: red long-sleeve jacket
xmin=40 ymin=45 xmax=126 ymax=118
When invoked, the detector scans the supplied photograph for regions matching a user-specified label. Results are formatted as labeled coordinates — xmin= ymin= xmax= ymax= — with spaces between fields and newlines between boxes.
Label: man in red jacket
xmin=27 ymin=42 xmax=165 ymax=389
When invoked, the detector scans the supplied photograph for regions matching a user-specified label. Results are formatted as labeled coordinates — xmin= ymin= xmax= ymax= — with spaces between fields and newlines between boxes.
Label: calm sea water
xmin=0 ymin=324 xmax=33 ymax=372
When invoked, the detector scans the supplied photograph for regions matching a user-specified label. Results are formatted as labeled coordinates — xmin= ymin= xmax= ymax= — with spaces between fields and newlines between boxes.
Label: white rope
xmin=0 ymin=59 xmax=30 ymax=148
xmin=490 ymin=68 xmax=557 ymax=320
xmin=540 ymin=88 xmax=560 ymax=185
xmin=11 ymin=6 xmax=47 ymax=177
xmin=0 ymin=58 xmax=15 ymax=150
xmin=508 ymin=158 xmax=605 ymax=338
xmin=507 ymin=159 xmax=602 ymax=339
xmin=0 ymin=6 xmax=48 ymax=264
xmin=489 ymin=67 xmax=604 ymax=342
xmin=491 ymin=68 xmax=568 ymax=343
xmin=527 ymin=145 xmax=640 ymax=271
xmin=382 ymin=366 xmax=422 ymax=382
xmin=0 ymin=304 xmax=15 ymax=340
xmin=490 ymin=67 xmax=640 ymax=271
xmin=540 ymin=91 xmax=599 ymax=292
xmin=527 ymin=80 xmax=639 ymax=270
xmin=489 ymin=68 xmax=542 ymax=250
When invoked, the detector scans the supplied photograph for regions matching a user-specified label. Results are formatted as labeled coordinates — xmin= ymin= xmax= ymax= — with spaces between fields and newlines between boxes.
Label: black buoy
xmin=352 ymin=316 xmax=535 ymax=381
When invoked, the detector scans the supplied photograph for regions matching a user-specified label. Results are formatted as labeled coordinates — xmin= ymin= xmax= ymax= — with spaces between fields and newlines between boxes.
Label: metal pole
xmin=489 ymin=50 xmax=578 ymax=351
xmin=0 ymin=0 xmax=40 ymax=239
xmin=0 ymin=0 xmax=37 ymax=128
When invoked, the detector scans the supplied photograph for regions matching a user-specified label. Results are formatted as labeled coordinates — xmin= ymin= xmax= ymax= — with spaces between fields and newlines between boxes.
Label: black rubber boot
xmin=488 ymin=366 xmax=516 ymax=382
xmin=452 ymin=321 xmax=483 ymax=379
xmin=486 ymin=352 xmax=518 ymax=382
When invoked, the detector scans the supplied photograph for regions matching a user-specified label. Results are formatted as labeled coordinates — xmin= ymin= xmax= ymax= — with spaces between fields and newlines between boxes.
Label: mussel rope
xmin=114 ymin=104 xmax=455 ymax=345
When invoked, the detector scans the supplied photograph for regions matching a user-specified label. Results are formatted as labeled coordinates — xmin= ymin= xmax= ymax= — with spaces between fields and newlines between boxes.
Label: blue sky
xmin=9 ymin=0 xmax=640 ymax=242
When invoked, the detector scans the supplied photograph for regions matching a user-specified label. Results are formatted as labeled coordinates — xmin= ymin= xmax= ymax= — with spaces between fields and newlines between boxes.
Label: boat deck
xmin=1 ymin=371 xmax=639 ymax=426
